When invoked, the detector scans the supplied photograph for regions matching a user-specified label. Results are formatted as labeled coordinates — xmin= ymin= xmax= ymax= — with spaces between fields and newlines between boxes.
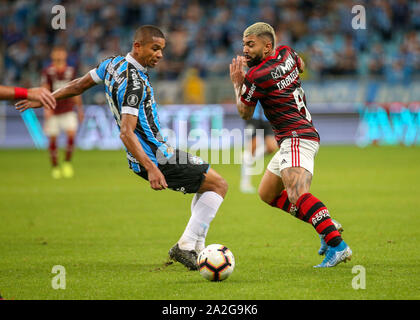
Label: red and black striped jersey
xmin=41 ymin=64 xmax=76 ymax=115
xmin=240 ymin=45 xmax=320 ymax=144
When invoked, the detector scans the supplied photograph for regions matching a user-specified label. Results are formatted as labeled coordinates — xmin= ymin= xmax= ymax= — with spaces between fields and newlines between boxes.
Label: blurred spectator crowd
xmin=1 ymin=0 xmax=419 ymax=89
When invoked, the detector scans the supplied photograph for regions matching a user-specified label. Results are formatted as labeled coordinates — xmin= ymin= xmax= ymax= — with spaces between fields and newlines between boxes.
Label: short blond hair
xmin=243 ymin=22 xmax=276 ymax=47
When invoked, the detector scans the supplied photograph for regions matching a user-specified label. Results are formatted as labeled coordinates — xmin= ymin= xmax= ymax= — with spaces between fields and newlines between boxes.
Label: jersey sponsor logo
xmin=106 ymin=62 xmax=124 ymax=84
xmin=276 ymin=67 xmax=299 ymax=91
xmin=311 ymin=209 xmax=330 ymax=226
xmin=127 ymin=94 xmax=139 ymax=106
xmin=271 ymin=55 xmax=296 ymax=79
xmin=130 ymin=68 xmax=142 ymax=90
xmin=245 ymin=83 xmax=256 ymax=102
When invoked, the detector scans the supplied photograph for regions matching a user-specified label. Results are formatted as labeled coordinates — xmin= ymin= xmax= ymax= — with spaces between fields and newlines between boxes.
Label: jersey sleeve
xmin=240 ymin=73 xmax=265 ymax=107
xmin=89 ymin=57 xmax=114 ymax=84
xmin=289 ymin=47 xmax=303 ymax=70
xmin=120 ymin=64 xmax=146 ymax=117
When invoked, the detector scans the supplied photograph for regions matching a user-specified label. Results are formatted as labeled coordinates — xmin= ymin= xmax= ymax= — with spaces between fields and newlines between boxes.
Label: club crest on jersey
xmin=127 ymin=94 xmax=139 ymax=106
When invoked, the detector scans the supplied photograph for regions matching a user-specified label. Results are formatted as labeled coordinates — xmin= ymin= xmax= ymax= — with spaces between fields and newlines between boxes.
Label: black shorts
xmin=132 ymin=149 xmax=210 ymax=194
xmin=245 ymin=119 xmax=274 ymax=138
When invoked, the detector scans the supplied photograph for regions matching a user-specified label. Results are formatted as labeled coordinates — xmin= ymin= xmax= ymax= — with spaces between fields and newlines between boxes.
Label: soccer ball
xmin=197 ymin=244 xmax=235 ymax=281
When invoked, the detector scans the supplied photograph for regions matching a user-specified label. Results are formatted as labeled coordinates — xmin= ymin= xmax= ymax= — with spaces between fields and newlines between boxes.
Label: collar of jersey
xmin=126 ymin=53 xmax=148 ymax=74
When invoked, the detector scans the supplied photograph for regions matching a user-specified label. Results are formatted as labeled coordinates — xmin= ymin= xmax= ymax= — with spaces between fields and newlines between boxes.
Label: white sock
xmin=190 ymin=193 xmax=206 ymax=252
xmin=179 ymin=191 xmax=224 ymax=251
xmin=191 ymin=192 xmax=202 ymax=213
xmin=241 ymin=150 xmax=254 ymax=184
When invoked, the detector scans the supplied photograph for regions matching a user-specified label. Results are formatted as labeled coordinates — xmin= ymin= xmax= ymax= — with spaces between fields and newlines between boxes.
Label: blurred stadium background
xmin=1 ymin=0 xmax=419 ymax=150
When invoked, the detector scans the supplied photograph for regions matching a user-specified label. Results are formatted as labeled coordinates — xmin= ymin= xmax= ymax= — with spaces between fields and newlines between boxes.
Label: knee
xmin=219 ymin=178 xmax=229 ymax=198
xmin=258 ymin=187 xmax=274 ymax=205
xmin=212 ymin=177 xmax=228 ymax=198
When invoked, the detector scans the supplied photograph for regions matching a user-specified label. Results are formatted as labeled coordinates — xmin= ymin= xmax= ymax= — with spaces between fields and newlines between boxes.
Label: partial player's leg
xmin=260 ymin=138 xmax=350 ymax=267
xmin=61 ymin=112 xmax=78 ymax=178
xmin=167 ymin=151 xmax=228 ymax=270
xmin=281 ymin=164 xmax=351 ymax=267
xmin=258 ymin=169 xmax=287 ymax=208
xmin=44 ymin=113 xmax=61 ymax=179
xmin=175 ymin=168 xmax=227 ymax=256
xmin=61 ymin=129 xmax=76 ymax=178
xmin=48 ymin=136 xmax=60 ymax=179
xmin=240 ymin=120 xmax=258 ymax=193
xmin=259 ymin=147 xmax=297 ymax=215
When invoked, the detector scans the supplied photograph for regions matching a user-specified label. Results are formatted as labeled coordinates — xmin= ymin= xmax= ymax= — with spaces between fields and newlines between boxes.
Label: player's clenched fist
xmin=147 ymin=166 xmax=168 ymax=191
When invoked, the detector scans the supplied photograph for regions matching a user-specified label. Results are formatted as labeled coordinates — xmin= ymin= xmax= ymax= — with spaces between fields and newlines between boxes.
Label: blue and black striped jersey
xmin=89 ymin=53 xmax=172 ymax=171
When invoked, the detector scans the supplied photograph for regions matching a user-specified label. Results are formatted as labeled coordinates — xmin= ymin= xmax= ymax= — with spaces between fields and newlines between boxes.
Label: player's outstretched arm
xmin=229 ymin=56 xmax=255 ymax=120
xmin=120 ymin=113 xmax=168 ymax=191
xmin=0 ymin=85 xmax=56 ymax=110
xmin=15 ymin=72 xmax=97 ymax=112
xmin=0 ymin=85 xmax=20 ymax=100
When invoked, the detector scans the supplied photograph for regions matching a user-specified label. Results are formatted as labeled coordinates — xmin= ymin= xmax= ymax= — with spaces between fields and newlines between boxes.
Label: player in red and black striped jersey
xmin=41 ymin=46 xmax=84 ymax=179
xmin=230 ymin=22 xmax=351 ymax=268
xmin=240 ymin=44 xmax=319 ymax=145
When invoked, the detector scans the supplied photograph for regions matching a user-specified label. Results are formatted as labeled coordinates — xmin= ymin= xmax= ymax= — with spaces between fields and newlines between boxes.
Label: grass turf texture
xmin=0 ymin=146 xmax=419 ymax=300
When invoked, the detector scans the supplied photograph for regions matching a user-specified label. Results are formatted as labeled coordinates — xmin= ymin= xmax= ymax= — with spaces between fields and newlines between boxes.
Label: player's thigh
xmin=44 ymin=115 xmax=59 ymax=137
xmin=198 ymin=167 xmax=228 ymax=198
xmin=258 ymin=169 xmax=285 ymax=204
xmin=279 ymin=138 xmax=318 ymax=203
xmin=60 ymin=112 xmax=78 ymax=134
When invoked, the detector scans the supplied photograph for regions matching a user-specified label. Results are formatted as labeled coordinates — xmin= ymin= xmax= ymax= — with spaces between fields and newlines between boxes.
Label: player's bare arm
xmin=120 ymin=113 xmax=168 ymax=191
xmin=0 ymin=85 xmax=56 ymax=109
xmin=15 ymin=72 xmax=96 ymax=112
xmin=229 ymin=56 xmax=255 ymax=120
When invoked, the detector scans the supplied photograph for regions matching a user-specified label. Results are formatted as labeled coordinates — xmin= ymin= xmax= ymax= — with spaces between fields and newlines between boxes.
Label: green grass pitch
xmin=0 ymin=146 xmax=419 ymax=300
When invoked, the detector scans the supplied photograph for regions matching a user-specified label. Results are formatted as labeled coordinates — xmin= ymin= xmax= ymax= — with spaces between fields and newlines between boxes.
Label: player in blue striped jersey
xmin=16 ymin=25 xmax=228 ymax=271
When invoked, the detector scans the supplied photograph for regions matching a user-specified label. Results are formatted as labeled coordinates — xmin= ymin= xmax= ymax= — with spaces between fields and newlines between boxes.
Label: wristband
xmin=14 ymin=87 xmax=28 ymax=99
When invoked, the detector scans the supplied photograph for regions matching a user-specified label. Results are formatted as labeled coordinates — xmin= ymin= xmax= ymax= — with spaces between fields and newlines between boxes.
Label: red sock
xmin=296 ymin=193 xmax=342 ymax=247
xmin=49 ymin=137 xmax=58 ymax=167
xmin=270 ymin=190 xmax=297 ymax=215
xmin=65 ymin=136 xmax=74 ymax=162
